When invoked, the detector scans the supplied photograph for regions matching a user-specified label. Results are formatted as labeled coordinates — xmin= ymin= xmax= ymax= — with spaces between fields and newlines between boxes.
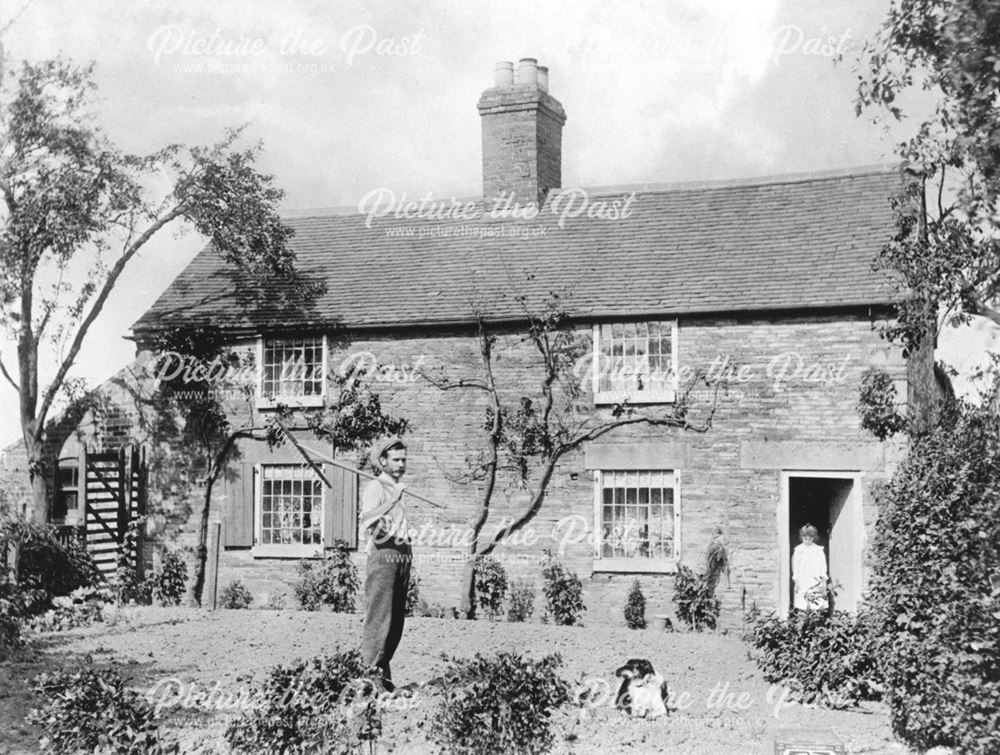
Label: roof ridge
xmin=280 ymin=163 xmax=903 ymax=220
xmin=576 ymin=163 xmax=904 ymax=196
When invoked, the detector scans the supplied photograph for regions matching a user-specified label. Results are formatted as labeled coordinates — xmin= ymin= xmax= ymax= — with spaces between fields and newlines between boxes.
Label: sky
xmin=0 ymin=0 xmax=995 ymax=448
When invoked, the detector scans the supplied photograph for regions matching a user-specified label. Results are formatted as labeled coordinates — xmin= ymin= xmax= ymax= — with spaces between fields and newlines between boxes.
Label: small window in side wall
xmin=593 ymin=469 xmax=680 ymax=573
xmin=257 ymin=335 xmax=327 ymax=408
xmin=52 ymin=464 xmax=80 ymax=523
xmin=592 ymin=321 xmax=678 ymax=405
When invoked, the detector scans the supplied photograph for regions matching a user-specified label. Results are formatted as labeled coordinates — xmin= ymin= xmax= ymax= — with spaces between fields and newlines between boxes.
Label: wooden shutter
xmin=323 ymin=464 xmax=358 ymax=549
xmin=221 ymin=462 xmax=255 ymax=547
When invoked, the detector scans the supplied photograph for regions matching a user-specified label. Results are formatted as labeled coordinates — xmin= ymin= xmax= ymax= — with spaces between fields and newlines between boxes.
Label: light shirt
xmin=359 ymin=472 xmax=409 ymax=553
xmin=792 ymin=541 xmax=828 ymax=610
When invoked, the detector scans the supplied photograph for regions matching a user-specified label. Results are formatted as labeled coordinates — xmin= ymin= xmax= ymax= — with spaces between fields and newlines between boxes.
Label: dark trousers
xmin=361 ymin=540 xmax=411 ymax=681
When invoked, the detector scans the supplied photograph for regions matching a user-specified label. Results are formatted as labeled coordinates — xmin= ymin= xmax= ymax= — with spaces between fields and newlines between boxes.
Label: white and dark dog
xmin=614 ymin=658 xmax=669 ymax=719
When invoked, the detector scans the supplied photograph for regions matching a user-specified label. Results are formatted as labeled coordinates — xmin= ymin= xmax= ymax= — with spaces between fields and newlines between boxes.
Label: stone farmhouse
xmin=6 ymin=59 xmax=935 ymax=625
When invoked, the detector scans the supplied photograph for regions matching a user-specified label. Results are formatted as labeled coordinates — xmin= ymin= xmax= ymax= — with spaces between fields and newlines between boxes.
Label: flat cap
xmin=369 ymin=435 xmax=406 ymax=468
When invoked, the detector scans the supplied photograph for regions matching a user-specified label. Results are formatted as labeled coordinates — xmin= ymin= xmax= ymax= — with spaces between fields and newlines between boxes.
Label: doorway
xmin=778 ymin=472 xmax=864 ymax=617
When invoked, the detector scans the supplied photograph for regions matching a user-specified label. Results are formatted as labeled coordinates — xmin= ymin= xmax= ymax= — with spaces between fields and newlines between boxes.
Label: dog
xmin=614 ymin=658 xmax=669 ymax=719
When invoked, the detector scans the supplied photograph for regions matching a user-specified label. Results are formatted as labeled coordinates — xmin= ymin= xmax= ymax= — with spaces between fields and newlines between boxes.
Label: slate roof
xmin=130 ymin=165 xmax=903 ymax=337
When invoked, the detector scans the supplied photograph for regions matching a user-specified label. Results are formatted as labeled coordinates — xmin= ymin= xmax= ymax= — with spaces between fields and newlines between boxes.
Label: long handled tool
xmin=272 ymin=417 xmax=445 ymax=509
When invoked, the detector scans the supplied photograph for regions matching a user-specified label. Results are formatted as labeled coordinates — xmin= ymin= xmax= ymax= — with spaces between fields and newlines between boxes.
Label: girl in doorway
xmin=792 ymin=524 xmax=828 ymax=611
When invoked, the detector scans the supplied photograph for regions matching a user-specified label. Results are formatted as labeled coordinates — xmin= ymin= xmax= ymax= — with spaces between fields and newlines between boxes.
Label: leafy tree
xmin=423 ymin=290 xmax=719 ymax=617
xmin=857 ymin=0 xmax=1000 ymax=354
xmin=0 ymin=57 xmax=295 ymax=522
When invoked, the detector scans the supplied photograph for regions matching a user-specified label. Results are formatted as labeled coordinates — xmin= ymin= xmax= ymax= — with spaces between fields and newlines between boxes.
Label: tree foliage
xmin=857 ymin=366 xmax=908 ymax=440
xmin=0 ymin=57 xmax=296 ymax=521
xmin=858 ymin=0 xmax=1000 ymax=350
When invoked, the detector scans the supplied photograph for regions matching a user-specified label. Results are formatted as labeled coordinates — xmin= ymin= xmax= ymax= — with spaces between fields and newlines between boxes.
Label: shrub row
xmin=224 ymin=647 xmax=571 ymax=755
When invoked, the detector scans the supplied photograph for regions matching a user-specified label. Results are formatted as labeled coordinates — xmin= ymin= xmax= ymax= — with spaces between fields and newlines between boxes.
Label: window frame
xmin=591 ymin=320 xmax=679 ymax=405
xmin=53 ymin=462 xmax=81 ymax=524
xmin=591 ymin=468 xmax=681 ymax=574
xmin=256 ymin=334 xmax=328 ymax=410
xmin=252 ymin=463 xmax=327 ymax=559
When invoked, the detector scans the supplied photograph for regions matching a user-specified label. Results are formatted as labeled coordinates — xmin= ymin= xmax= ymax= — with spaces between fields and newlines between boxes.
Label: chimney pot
xmin=494 ymin=61 xmax=514 ymax=88
xmin=516 ymin=57 xmax=538 ymax=87
xmin=537 ymin=65 xmax=549 ymax=92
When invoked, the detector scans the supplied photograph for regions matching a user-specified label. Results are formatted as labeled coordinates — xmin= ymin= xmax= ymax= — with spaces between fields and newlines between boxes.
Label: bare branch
xmin=937 ymin=165 xmax=946 ymax=221
xmin=417 ymin=369 xmax=490 ymax=392
xmin=969 ymin=299 xmax=1000 ymax=328
xmin=478 ymin=457 xmax=558 ymax=557
xmin=0 ymin=353 xmax=20 ymax=393
xmin=34 ymin=204 xmax=187 ymax=436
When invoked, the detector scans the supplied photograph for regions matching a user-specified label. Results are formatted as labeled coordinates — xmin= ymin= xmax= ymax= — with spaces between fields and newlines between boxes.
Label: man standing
xmin=360 ymin=436 xmax=411 ymax=692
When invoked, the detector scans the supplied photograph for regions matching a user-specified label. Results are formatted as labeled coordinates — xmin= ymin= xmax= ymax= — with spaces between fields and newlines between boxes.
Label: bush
xmin=865 ymin=394 xmax=1000 ymax=754
xmin=219 ymin=580 xmax=254 ymax=609
xmin=27 ymin=661 xmax=178 ymax=754
xmin=28 ymin=586 xmax=110 ymax=633
xmin=0 ymin=598 xmax=23 ymax=660
xmin=540 ymin=553 xmax=585 ymax=627
xmin=624 ymin=579 xmax=646 ymax=629
xmin=114 ymin=548 xmax=152 ymax=606
xmin=742 ymin=606 xmax=884 ymax=706
xmin=151 ymin=550 xmax=188 ymax=606
xmin=507 ymin=580 xmax=535 ymax=623
xmin=294 ymin=541 xmax=360 ymax=612
xmin=415 ymin=601 xmax=448 ymax=618
xmin=15 ymin=524 xmax=101 ymax=604
xmin=405 ymin=568 xmax=420 ymax=617
xmin=673 ymin=565 xmax=721 ymax=631
xmin=429 ymin=651 xmax=570 ymax=755
xmin=258 ymin=592 xmax=287 ymax=610
xmin=673 ymin=535 xmax=728 ymax=631
xmin=473 ymin=556 xmax=508 ymax=620
xmin=224 ymin=648 xmax=381 ymax=755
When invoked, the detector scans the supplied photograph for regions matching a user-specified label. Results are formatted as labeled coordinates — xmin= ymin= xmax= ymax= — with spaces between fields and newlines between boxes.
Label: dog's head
xmin=615 ymin=659 xmax=669 ymax=718
xmin=615 ymin=658 xmax=656 ymax=680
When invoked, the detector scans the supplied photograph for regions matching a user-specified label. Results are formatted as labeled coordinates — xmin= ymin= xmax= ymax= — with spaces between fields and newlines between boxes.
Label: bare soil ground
xmin=1 ymin=607 xmax=913 ymax=754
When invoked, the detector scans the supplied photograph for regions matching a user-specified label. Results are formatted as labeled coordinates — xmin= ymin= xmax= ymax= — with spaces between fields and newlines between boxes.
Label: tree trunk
xmin=459 ymin=556 xmax=477 ymax=618
xmin=190 ymin=474 xmax=216 ymax=607
xmin=30 ymin=472 xmax=47 ymax=524
xmin=24 ymin=436 xmax=48 ymax=524
xmin=191 ymin=429 xmax=254 ymax=606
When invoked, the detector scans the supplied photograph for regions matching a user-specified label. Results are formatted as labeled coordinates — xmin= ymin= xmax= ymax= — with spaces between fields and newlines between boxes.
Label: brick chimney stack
xmin=477 ymin=58 xmax=567 ymax=208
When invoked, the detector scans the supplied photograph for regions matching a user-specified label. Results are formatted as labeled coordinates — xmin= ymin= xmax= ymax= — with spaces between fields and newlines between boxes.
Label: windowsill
xmin=256 ymin=394 xmax=327 ymax=411
xmin=252 ymin=544 xmax=327 ymax=559
xmin=592 ymin=557 xmax=678 ymax=574
xmin=594 ymin=390 xmax=676 ymax=406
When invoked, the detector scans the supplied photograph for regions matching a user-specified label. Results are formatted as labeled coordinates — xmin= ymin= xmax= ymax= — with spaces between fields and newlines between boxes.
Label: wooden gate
xmin=82 ymin=445 xmax=147 ymax=579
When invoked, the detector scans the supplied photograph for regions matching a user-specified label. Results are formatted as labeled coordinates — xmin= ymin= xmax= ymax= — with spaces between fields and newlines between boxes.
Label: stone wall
xmin=145 ymin=310 xmax=915 ymax=628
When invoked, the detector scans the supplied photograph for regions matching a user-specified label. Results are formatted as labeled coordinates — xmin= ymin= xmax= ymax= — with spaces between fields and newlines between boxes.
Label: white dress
xmin=792 ymin=542 xmax=828 ymax=610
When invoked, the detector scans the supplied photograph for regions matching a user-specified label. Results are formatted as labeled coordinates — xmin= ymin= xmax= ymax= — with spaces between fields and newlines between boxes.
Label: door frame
xmin=778 ymin=470 xmax=864 ymax=618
